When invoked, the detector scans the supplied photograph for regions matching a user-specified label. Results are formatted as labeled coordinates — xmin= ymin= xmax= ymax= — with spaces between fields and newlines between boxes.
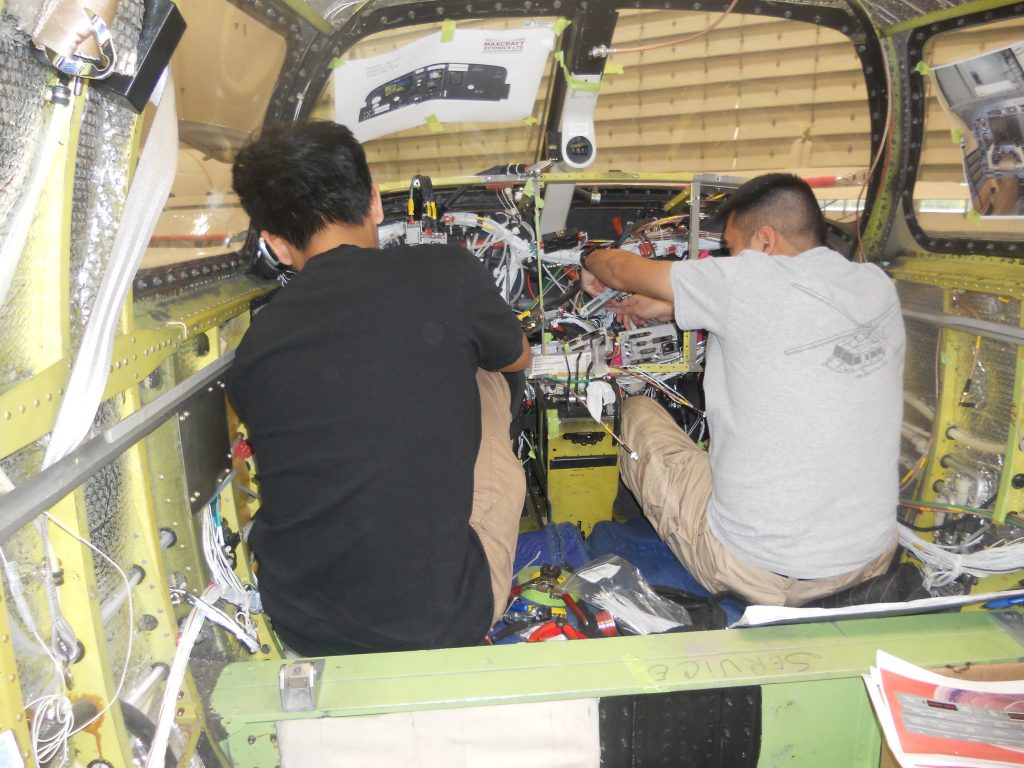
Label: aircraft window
xmin=310 ymin=19 xmax=555 ymax=184
xmin=913 ymin=17 xmax=1024 ymax=240
xmin=137 ymin=0 xmax=287 ymax=284
xmin=595 ymin=9 xmax=870 ymax=226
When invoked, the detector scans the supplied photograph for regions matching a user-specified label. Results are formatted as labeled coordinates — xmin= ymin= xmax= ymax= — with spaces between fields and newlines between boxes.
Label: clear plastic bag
xmin=562 ymin=555 xmax=692 ymax=634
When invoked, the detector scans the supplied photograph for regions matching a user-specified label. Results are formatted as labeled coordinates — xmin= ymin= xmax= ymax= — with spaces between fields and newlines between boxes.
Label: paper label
xmin=0 ymin=730 xmax=24 ymax=768
xmin=336 ymin=27 xmax=555 ymax=143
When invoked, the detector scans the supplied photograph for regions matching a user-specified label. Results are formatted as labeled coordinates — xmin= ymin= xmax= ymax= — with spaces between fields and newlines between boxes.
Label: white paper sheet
xmin=733 ymin=588 xmax=1024 ymax=627
xmin=335 ymin=25 xmax=555 ymax=142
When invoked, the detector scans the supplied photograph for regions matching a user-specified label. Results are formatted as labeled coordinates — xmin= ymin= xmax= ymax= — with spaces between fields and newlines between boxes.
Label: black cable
xmin=442 ymin=184 xmax=470 ymax=214
xmin=540 ymin=278 xmax=582 ymax=310
xmin=197 ymin=731 xmax=227 ymax=768
xmin=563 ymin=348 xmax=572 ymax=408
xmin=119 ymin=701 xmax=178 ymax=768
xmin=899 ymin=492 xmax=999 ymax=533
xmin=612 ymin=377 xmax=623 ymax=437
xmin=900 ymin=519 xmax=960 ymax=533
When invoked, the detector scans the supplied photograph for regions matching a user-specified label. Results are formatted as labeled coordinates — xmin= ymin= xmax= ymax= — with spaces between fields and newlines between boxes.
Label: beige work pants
xmin=470 ymin=369 xmax=527 ymax=623
xmin=617 ymin=396 xmax=895 ymax=606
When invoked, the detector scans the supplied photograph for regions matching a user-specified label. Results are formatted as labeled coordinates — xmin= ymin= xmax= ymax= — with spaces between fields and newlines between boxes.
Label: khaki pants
xmin=618 ymin=396 xmax=895 ymax=606
xmin=470 ymin=370 xmax=527 ymax=623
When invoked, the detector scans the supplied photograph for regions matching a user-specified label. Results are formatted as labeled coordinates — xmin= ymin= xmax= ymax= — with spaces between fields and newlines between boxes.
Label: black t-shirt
xmin=226 ymin=243 xmax=524 ymax=655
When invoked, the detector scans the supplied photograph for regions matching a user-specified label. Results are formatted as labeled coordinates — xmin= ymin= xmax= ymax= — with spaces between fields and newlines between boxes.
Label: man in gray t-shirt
xmin=581 ymin=173 xmax=904 ymax=605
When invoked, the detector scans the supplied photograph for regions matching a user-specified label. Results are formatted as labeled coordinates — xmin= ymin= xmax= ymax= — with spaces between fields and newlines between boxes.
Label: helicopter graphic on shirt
xmin=784 ymin=283 xmax=901 ymax=377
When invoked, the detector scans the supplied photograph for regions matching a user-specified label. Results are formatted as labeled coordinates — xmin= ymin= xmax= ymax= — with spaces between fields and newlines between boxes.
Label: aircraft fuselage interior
xmin=3 ymin=0 xmax=1024 ymax=766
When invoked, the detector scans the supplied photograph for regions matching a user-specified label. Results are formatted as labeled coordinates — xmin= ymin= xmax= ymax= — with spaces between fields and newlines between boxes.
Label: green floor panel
xmin=759 ymin=678 xmax=881 ymax=768
xmin=212 ymin=611 xmax=1023 ymax=731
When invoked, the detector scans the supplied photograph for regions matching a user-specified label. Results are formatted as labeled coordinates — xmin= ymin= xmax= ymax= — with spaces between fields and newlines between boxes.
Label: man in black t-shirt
xmin=227 ymin=122 xmax=531 ymax=655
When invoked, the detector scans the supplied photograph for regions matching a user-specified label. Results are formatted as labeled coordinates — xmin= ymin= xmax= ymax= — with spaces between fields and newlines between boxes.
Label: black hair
xmin=716 ymin=173 xmax=827 ymax=250
xmin=232 ymin=121 xmax=373 ymax=250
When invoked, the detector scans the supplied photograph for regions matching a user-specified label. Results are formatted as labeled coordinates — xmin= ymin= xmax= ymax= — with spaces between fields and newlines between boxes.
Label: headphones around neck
xmin=246 ymin=229 xmax=293 ymax=282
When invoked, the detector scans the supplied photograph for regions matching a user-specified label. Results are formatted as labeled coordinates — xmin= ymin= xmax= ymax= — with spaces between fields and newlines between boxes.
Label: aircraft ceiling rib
xmin=849 ymin=0 xmax=969 ymax=28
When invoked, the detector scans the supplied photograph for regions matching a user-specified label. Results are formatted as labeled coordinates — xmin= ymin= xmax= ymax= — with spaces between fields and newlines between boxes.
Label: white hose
xmin=903 ymin=393 xmax=935 ymax=421
xmin=42 ymin=72 xmax=178 ymax=467
xmin=946 ymin=426 xmax=1005 ymax=456
xmin=145 ymin=590 xmax=208 ymax=768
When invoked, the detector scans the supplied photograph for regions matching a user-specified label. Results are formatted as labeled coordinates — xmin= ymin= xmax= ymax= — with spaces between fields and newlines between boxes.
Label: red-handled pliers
xmin=527 ymin=620 xmax=586 ymax=642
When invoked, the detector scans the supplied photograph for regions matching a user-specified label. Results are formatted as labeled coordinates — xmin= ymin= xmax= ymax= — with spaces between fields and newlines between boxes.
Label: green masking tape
xmin=554 ymin=51 xmax=601 ymax=93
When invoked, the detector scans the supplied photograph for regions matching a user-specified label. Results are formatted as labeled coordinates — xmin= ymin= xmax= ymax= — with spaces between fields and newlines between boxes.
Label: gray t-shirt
xmin=670 ymin=247 xmax=904 ymax=578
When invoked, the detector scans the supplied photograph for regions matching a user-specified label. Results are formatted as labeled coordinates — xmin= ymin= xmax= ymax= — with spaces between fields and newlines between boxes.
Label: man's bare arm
xmin=582 ymin=248 xmax=675 ymax=302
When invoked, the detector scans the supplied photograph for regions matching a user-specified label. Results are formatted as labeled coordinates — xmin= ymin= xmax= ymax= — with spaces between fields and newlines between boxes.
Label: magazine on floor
xmin=864 ymin=650 xmax=1024 ymax=768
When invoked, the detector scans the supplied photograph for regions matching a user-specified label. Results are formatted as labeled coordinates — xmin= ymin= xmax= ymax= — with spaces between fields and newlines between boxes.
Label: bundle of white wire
xmin=26 ymin=694 xmax=73 ymax=765
xmin=898 ymin=523 xmax=1024 ymax=589
xmin=0 ymin=506 xmax=136 ymax=765
xmin=200 ymin=503 xmax=261 ymax=616
xmin=145 ymin=585 xmax=216 ymax=768
xmin=146 ymin=585 xmax=260 ymax=768
xmin=476 ymin=220 xmax=528 ymax=300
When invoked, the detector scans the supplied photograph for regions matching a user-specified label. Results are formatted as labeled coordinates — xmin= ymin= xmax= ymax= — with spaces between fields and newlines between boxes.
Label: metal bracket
xmin=44 ymin=10 xmax=116 ymax=79
xmin=279 ymin=660 xmax=325 ymax=712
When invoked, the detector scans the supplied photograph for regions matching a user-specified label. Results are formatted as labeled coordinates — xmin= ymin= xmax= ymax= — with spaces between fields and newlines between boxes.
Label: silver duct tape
xmin=968 ymin=339 xmax=1016 ymax=445
xmin=68 ymin=88 xmax=137 ymax=349
xmin=68 ymin=0 xmax=143 ymax=348
xmin=903 ymin=316 xmax=1015 ymax=450
xmin=952 ymin=291 xmax=1022 ymax=327
xmin=897 ymin=282 xmax=944 ymax=315
xmin=942 ymin=293 xmax=1019 ymax=447
xmin=903 ymin=318 xmax=939 ymax=411
xmin=0 ymin=16 xmax=51 ymax=389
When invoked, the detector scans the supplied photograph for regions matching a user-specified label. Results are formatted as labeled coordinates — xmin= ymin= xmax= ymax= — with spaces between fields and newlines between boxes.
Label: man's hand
xmin=580 ymin=268 xmax=607 ymax=298
xmin=610 ymin=294 xmax=674 ymax=328
xmin=581 ymin=248 xmax=674 ymax=303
